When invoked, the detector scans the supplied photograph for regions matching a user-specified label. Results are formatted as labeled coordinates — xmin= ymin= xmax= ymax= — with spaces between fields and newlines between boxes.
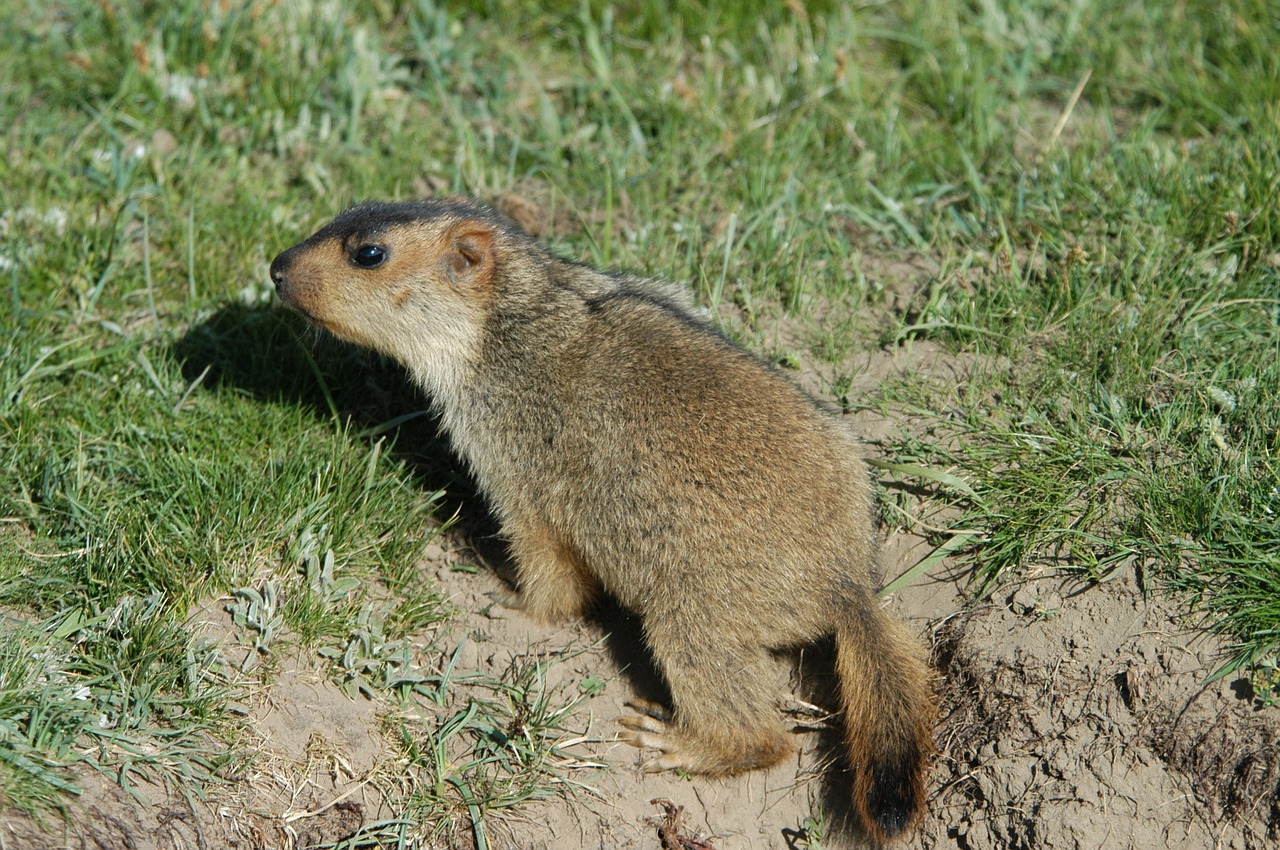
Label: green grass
xmin=1 ymin=0 xmax=1278 ymax=838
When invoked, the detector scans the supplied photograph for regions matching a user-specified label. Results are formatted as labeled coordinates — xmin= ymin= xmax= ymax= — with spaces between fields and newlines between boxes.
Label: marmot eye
xmin=352 ymin=244 xmax=386 ymax=268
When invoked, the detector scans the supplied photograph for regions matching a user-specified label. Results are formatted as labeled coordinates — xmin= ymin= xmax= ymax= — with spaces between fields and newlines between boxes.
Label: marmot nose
xmin=268 ymin=252 xmax=290 ymax=289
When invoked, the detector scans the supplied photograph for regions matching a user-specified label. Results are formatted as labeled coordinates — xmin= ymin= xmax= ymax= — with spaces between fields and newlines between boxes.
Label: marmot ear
xmin=443 ymin=220 xmax=495 ymax=286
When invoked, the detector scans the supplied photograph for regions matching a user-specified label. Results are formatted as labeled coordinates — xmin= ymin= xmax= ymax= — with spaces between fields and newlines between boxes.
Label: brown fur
xmin=270 ymin=197 xmax=936 ymax=843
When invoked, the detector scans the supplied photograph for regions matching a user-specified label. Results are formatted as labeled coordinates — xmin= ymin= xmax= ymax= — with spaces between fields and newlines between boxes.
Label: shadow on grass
xmin=170 ymin=303 xmax=480 ymax=515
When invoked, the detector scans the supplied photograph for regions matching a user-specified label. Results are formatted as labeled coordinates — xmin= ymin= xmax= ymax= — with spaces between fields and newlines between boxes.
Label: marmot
xmin=270 ymin=197 xmax=935 ymax=843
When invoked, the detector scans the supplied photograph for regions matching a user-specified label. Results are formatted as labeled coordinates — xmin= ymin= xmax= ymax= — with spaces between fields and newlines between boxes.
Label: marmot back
xmin=270 ymin=197 xmax=935 ymax=843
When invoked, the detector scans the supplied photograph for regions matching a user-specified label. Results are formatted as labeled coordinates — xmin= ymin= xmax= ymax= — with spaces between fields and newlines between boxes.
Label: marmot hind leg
xmin=619 ymin=630 xmax=792 ymax=775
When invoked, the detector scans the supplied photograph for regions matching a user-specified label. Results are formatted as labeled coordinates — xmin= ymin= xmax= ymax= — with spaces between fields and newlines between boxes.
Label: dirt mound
xmin=924 ymin=574 xmax=1278 ymax=850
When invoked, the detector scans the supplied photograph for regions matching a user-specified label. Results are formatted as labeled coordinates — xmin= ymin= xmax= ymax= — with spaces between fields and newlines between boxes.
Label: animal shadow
xmin=170 ymin=302 xmax=476 ymax=513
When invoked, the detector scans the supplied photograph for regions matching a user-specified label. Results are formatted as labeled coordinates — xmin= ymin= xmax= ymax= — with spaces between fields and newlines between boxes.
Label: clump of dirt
xmin=650 ymin=797 xmax=722 ymax=849
xmin=922 ymin=574 xmax=1279 ymax=850
xmin=1149 ymin=695 xmax=1280 ymax=830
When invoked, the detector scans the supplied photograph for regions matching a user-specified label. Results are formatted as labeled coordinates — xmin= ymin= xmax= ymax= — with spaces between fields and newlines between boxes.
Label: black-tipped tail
xmin=834 ymin=597 xmax=935 ymax=843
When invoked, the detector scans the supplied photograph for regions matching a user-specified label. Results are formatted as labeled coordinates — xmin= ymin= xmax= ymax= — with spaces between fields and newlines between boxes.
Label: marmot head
xmin=269 ymin=198 xmax=512 ymax=389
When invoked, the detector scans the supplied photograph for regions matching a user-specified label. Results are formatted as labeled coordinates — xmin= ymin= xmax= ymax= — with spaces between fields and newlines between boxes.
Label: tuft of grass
xmin=356 ymin=649 xmax=602 ymax=849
